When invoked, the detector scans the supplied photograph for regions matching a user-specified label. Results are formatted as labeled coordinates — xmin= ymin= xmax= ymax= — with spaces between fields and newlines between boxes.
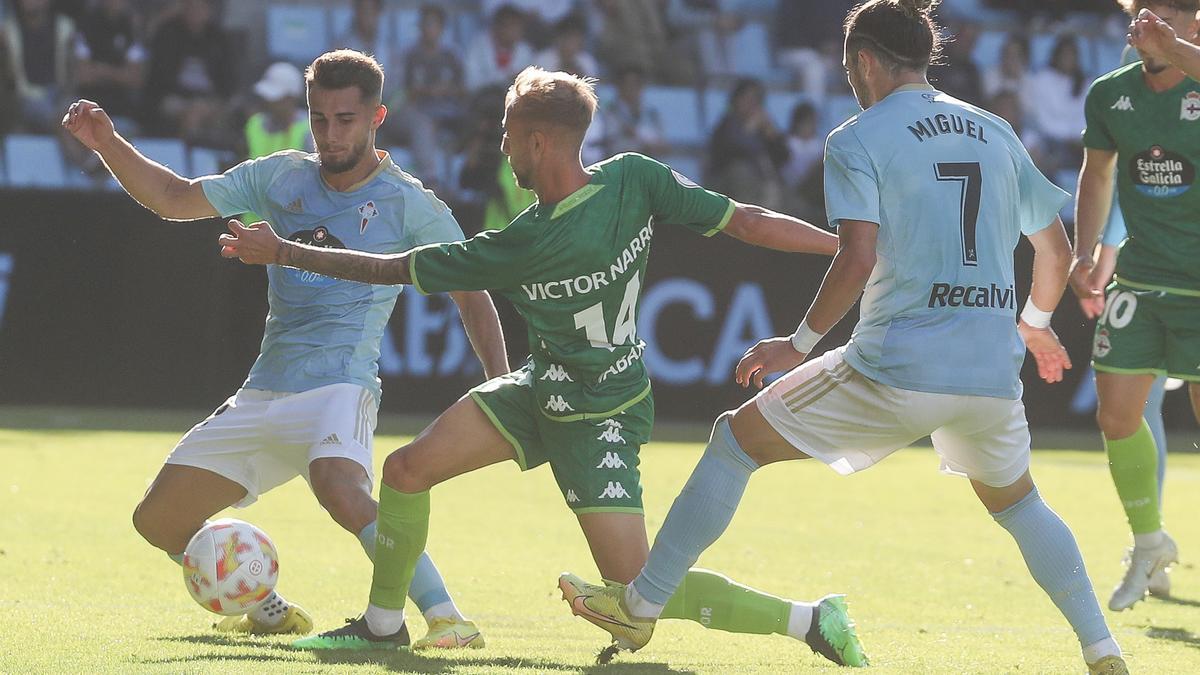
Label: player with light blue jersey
xmin=563 ymin=2 xmax=1125 ymax=672
xmin=202 ymin=148 xmax=463 ymax=402
xmin=827 ymin=86 xmax=1063 ymax=399
xmin=62 ymin=50 xmax=509 ymax=649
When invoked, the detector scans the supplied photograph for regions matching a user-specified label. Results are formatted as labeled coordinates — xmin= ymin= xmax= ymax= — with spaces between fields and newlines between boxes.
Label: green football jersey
xmin=1083 ymin=62 xmax=1200 ymax=294
xmin=408 ymin=152 xmax=735 ymax=420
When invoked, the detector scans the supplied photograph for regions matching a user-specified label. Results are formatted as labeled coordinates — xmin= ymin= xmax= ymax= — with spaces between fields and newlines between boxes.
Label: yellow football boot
xmin=214 ymin=604 xmax=313 ymax=635
xmin=412 ymin=617 xmax=485 ymax=650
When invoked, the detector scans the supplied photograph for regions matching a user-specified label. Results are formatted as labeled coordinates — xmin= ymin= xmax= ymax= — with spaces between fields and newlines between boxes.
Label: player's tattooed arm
xmin=723 ymin=203 xmax=838 ymax=255
xmin=219 ymin=219 xmax=411 ymax=285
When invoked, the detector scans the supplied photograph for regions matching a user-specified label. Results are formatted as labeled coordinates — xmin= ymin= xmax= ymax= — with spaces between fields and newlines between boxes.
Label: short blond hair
xmin=505 ymin=66 xmax=598 ymax=139
xmin=1118 ymin=0 xmax=1199 ymax=14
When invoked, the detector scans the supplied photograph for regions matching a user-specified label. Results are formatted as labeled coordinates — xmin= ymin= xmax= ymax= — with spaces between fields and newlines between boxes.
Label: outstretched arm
xmin=61 ymin=100 xmax=218 ymax=220
xmin=449 ymin=291 xmax=510 ymax=379
xmin=721 ymin=203 xmax=839 ymax=255
xmin=734 ymin=220 xmax=878 ymax=389
xmin=220 ymin=220 xmax=412 ymax=285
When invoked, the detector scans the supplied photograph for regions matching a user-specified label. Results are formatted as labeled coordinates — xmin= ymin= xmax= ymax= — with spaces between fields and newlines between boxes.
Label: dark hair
xmin=728 ymin=78 xmax=765 ymax=107
xmin=844 ymin=0 xmax=943 ymax=72
xmin=305 ymin=49 xmax=385 ymax=105
xmin=1049 ymin=35 xmax=1085 ymax=96
xmin=790 ymin=102 xmax=816 ymax=128
xmin=555 ymin=15 xmax=587 ymax=37
xmin=493 ymin=4 xmax=525 ymax=25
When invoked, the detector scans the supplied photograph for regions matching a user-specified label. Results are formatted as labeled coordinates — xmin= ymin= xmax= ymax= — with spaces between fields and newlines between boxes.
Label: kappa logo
xmin=1183 ymin=92 xmax=1200 ymax=121
xmin=540 ymin=364 xmax=574 ymax=382
xmin=320 ymin=433 xmax=341 ymax=446
xmin=1111 ymin=95 xmax=1134 ymax=111
xmin=544 ymin=395 xmax=576 ymax=413
xmin=566 ymin=489 xmax=580 ymax=503
xmin=596 ymin=452 xmax=628 ymax=470
xmin=596 ymin=419 xmax=627 ymax=444
xmin=285 ymin=197 xmax=304 ymax=213
xmin=598 ymin=481 xmax=631 ymax=500
xmin=358 ymin=200 xmax=379 ymax=234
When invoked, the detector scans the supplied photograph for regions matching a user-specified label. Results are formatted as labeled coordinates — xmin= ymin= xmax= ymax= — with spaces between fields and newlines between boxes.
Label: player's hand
xmin=1078 ymin=265 xmax=1112 ymax=319
xmin=1129 ymin=8 xmax=1178 ymax=63
xmin=1068 ymin=257 xmax=1101 ymax=303
xmin=735 ymin=337 xmax=806 ymax=389
xmin=1018 ymin=321 xmax=1072 ymax=384
xmin=60 ymin=99 xmax=115 ymax=151
xmin=219 ymin=219 xmax=284 ymax=265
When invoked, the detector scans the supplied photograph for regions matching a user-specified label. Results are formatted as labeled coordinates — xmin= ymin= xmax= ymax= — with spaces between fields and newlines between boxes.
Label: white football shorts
xmin=165 ymin=383 xmax=377 ymax=506
xmin=756 ymin=347 xmax=1030 ymax=488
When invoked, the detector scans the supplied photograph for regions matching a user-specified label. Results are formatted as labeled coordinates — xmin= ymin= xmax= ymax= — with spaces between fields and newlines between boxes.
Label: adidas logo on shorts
xmin=598 ymin=481 xmax=631 ymax=500
xmin=320 ymin=433 xmax=341 ymax=446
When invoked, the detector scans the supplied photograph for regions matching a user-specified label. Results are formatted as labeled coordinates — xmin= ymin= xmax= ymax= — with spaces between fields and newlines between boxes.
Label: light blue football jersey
xmin=824 ymin=85 xmax=1068 ymax=399
xmin=201 ymin=150 xmax=465 ymax=401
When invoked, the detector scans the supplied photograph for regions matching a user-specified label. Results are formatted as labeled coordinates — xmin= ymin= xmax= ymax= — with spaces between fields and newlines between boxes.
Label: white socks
xmin=786 ymin=601 xmax=816 ymax=641
xmin=364 ymin=603 xmax=406 ymax=636
xmin=248 ymin=591 xmax=290 ymax=627
xmin=624 ymin=581 xmax=664 ymax=620
xmin=422 ymin=600 xmax=465 ymax=624
xmin=1082 ymin=636 xmax=1122 ymax=663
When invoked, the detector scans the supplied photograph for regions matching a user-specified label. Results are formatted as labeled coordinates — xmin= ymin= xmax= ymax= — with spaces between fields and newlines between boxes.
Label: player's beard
xmin=320 ymin=138 xmax=369 ymax=174
xmin=511 ymin=162 xmax=533 ymax=190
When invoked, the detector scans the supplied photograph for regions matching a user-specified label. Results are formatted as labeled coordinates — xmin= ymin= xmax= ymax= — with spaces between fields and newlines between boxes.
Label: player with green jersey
xmin=1072 ymin=0 xmax=1200 ymax=611
xmin=222 ymin=67 xmax=868 ymax=665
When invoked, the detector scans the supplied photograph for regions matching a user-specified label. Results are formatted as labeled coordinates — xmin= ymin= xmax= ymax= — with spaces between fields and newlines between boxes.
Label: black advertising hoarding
xmin=0 ymin=189 xmax=1184 ymax=428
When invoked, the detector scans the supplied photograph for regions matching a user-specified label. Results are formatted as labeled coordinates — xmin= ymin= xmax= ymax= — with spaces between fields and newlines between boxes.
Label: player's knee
xmin=1096 ymin=405 xmax=1140 ymax=439
xmin=131 ymin=500 xmax=179 ymax=552
xmin=381 ymin=446 xmax=432 ymax=493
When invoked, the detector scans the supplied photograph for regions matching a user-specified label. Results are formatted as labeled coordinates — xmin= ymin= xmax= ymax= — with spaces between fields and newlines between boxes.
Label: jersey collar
xmin=322 ymin=149 xmax=392 ymax=193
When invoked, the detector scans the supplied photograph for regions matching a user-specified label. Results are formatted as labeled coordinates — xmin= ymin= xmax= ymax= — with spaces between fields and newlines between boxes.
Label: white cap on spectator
xmin=254 ymin=62 xmax=304 ymax=101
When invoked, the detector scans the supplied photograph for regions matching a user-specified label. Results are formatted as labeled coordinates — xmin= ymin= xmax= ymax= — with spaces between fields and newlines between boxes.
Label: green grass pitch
xmin=1 ymin=413 xmax=1198 ymax=673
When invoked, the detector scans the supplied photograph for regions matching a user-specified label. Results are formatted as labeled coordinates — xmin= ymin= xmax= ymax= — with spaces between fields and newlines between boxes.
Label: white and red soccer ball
xmin=182 ymin=519 xmax=279 ymax=616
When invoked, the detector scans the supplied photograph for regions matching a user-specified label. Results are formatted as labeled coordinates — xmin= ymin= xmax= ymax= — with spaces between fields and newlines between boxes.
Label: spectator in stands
xmin=482 ymin=0 xmax=576 ymax=49
xmin=1023 ymin=35 xmax=1087 ymax=174
xmin=667 ymin=0 xmax=743 ymax=81
xmin=458 ymin=86 xmax=535 ymax=234
xmin=145 ymin=0 xmax=233 ymax=146
xmin=594 ymin=0 xmax=693 ymax=85
xmin=989 ymin=89 xmax=1048 ymax=170
xmin=331 ymin=0 xmax=402 ymax=106
xmin=464 ymin=4 xmax=533 ymax=92
xmin=707 ymin=78 xmax=787 ymax=210
xmin=244 ymin=61 xmax=309 ymax=160
xmin=982 ymin=34 xmax=1031 ymax=100
xmin=533 ymin=15 xmax=597 ymax=78
xmin=0 ymin=15 xmax=17 ymax=134
xmin=2 ymin=0 xmax=77 ymax=133
xmin=600 ymin=64 xmax=666 ymax=157
xmin=397 ymin=3 xmax=465 ymax=186
xmin=781 ymin=101 xmax=823 ymax=220
xmin=775 ymin=0 xmax=853 ymax=103
xmin=74 ymin=0 xmax=144 ymax=130
xmin=929 ymin=23 xmax=983 ymax=105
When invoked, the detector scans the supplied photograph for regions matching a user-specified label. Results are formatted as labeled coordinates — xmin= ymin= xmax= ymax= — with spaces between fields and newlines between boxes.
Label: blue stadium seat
xmin=190 ymin=147 xmax=223 ymax=177
xmin=971 ymin=29 xmax=1009 ymax=70
xmin=4 ymin=134 xmax=66 ymax=188
xmin=594 ymin=83 xmax=616 ymax=108
xmin=729 ymin=22 xmax=773 ymax=78
xmin=659 ymin=153 xmax=704 ymax=185
xmin=721 ymin=0 xmax=779 ymax=13
xmin=267 ymin=4 xmax=330 ymax=65
xmin=388 ymin=147 xmax=415 ymax=172
xmin=819 ymin=95 xmax=861 ymax=135
xmin=643 ymin=86 xmax=704 ymax=147
xmin=1030 ymin=33 xmax=1060 ymax=71
xmin=133 ymin=138 xmax=188 ymax=174
xmin=394 ymin=9 xmax=421 ymax=53
xmin=765 ymin=91 xmax=811 ymax=132
xmin=702 ymin=88 xmax=729 ymax=133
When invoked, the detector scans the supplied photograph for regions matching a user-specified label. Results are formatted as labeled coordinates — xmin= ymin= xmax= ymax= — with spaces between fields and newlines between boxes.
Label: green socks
xmin=1104 ymin=420 xmax=1162 ymax=535
xmin=368 ymin=485 xmax=430 ymax=610
xmin=660 ymin=568 xmax=791 ymax=636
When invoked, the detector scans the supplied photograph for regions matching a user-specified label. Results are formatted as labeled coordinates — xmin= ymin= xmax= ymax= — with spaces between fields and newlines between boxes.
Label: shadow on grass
xmin=1153 ymin=595 xmax=1200 ymax=609
xmin=1145 ymin=626 xmax=1200 ymax=649
xmin=145 ymin=635 xmax=696 ymax=673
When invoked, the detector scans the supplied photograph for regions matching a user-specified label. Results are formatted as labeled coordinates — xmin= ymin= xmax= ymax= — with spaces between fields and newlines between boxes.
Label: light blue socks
xmin=633 ymin=417 xmax=759 ymax=608
xmin=357 ymin=520 xmax=456 ymax=617
xmin=992 ymin=489 xmax=1110 ymax=649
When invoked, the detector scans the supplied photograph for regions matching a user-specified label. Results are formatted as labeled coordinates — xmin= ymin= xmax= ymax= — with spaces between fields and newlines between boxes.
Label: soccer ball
xmin=182 ymin=519 xmax=279 ymax=616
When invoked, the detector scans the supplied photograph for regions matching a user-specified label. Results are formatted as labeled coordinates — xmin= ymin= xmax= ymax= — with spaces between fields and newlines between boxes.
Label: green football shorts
xmin=468 ymin=365 xmax=652 ymax=514
xmin=1092 ymin=281 xmax=1200 ymax=381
